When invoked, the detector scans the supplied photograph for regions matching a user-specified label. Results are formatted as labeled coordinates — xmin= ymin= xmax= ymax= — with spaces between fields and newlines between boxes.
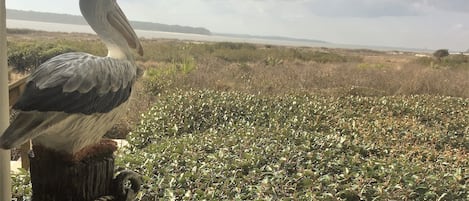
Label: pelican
xmin=0 ymin=0 xmax=143 ymax=156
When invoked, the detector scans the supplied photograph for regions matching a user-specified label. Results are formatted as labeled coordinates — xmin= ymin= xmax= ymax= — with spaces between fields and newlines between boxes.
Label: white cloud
xmin=422 ymin=0 xmax=469 ymax=13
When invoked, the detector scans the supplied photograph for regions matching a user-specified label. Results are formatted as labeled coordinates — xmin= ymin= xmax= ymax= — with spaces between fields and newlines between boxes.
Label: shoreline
xmin=7 ymin=19 xmax=430 ymax=53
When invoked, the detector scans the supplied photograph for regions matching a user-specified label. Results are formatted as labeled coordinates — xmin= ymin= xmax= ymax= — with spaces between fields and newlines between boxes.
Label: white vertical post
xmin=0 ymin=0 xmax=12 ymax=200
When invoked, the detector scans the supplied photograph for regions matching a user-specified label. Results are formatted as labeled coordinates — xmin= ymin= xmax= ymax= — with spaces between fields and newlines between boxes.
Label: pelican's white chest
xmin=32 ymin=101 xmax=129 ymax=153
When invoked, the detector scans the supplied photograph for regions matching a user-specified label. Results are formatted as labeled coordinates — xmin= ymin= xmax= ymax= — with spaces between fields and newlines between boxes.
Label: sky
xmin=6 ymin=0 xmax=469 ymax=51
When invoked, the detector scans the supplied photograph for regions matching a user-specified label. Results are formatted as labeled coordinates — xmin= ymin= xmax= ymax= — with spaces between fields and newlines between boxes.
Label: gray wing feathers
xmin=0 ymin=112 xmax=51 ymax=149
xmin=32 ymin=52 xmax=136 ymax=94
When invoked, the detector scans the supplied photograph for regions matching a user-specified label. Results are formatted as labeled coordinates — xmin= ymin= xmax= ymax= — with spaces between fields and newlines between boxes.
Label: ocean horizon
xmin=7 ymin=19 xmax=428 ymax=52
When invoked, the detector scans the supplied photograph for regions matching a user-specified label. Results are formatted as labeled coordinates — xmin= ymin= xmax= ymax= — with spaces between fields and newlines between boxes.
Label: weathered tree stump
xmin=29 ymin=139 xmax=141 ymax=201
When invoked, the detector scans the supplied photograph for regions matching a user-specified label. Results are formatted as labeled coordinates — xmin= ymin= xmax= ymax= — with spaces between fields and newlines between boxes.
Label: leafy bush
xmin=8 ymin=41 xmax=76 ymax=72
xmin=414 ymin=54 xmax=469 ymax=69
xmin=414 ymin=56 xmax=434 ymax=66
xmin=443 ymin=55 xmax=469 ymax=69
xmin=11 ymin=168 xmax=32 ymax=201
xmin=119 ymin=90 xmax=469 ymax=200
xmin=142 ymin=57 xmax=196 ymax=95
xmin=293 ymin=49 xmax=349 ymax=63
xmin=214 ymin=42 xmax=257 ymax=50
xmin=213 ymin=48 xmax=263 ymax=63
xmin=433 ymin=49 xmax=449 ymax=60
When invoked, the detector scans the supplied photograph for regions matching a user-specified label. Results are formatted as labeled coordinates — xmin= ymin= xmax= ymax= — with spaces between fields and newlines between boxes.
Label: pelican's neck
xmin=103 ymin=38 xmax=132 ymax=60
xmin=80 ymin=0 xmax=133 ymax=60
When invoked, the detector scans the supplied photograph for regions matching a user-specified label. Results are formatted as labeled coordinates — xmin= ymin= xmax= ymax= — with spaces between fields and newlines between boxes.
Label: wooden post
xmin=20 ymin=141 xmax=31 ymax=170
xmin=0 ymin=0 xmax=12 ymax=200
xmin=8 ymin=75 xmax=28 ymax=106
xmin=29 ymin=139 xmax=142 ymax=201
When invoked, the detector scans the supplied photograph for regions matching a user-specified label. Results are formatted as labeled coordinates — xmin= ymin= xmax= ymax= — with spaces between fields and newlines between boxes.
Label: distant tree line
xmin=130 ymin=21 xmax=211 ymax=35
xmin=7 ymin=9 xmax=211 ymax=35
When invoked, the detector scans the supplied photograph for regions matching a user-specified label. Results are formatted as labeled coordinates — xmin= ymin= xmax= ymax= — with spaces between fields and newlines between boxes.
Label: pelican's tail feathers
xmin=0 ymin=112 xmax=44 ymax=149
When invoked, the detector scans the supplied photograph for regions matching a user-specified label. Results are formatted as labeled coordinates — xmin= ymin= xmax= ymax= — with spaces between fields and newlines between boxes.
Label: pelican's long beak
xmin=107 ymin=4 xmax=144 ymax=56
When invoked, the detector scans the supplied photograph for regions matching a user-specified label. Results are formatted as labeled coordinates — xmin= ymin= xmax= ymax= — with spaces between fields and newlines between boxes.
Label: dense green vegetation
xmin=8 ymin=31 xmax=469 ymax=200
xmin=118 ymin=90 xmax=468 ymax=200
xmin=7 ymin=41 xmax=76 ymax=71
xmin=7 ymin=38 xmax=106 ymax=72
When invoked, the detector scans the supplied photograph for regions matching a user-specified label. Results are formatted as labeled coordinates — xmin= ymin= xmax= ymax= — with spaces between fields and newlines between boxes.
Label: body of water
xmin=7 ymin=19 xmax=421 ymax=52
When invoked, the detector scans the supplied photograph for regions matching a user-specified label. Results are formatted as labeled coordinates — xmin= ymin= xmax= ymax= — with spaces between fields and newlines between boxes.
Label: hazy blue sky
xmin=6 ymin=0 xmax=469 ymax=51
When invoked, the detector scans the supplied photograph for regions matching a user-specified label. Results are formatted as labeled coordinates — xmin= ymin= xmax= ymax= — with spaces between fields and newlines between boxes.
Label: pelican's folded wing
xmin=13 ymin=52 xmax=136 ymax=115
xmin=13 ymin=81 xmax=131 ymax=115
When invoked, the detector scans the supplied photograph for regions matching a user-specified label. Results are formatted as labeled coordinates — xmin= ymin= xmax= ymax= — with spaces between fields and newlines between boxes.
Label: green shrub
xmin=213 ymin=42 xmax=257 ymax=50
xmin=414 ymin=57 xmax=434 ymax=66
xmin=213 ymin=48 xmax=262 ymax=63
xmin=442 ymin=55 xmax=469 ymax=69
xmin=414 ymin=54 xmax=469 ymax=69
xmin=8 ymin=41 xmax=76 ymax=72
xmin=11 ymin=168 xmax=31 ymax=201
xmin=291 ymin=49 xmax=362 ymax=63
xmin=433 ymin=49 xmax=449 ymax=60
xmin=143 ymin=58 xmax=196 ymax=95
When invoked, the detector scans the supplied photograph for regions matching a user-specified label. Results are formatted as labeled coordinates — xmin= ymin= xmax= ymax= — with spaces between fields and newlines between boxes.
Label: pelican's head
xmin=80 ymin=0 xmax=144 ymax=59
